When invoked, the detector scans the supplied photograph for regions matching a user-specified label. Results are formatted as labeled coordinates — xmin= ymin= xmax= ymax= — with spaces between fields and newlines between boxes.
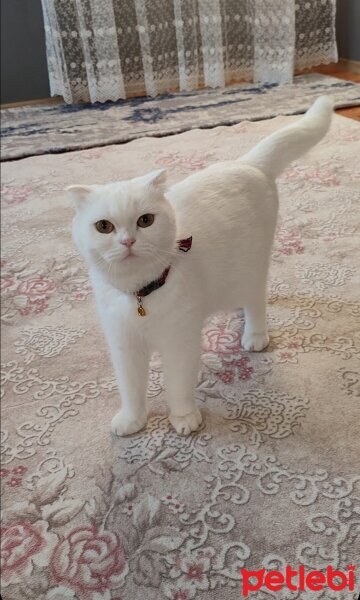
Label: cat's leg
xmin=106 ymin=328 xmax=149 ymax=436
xmin=242 ymin=284 xmax=269 ymax=352
xmin=161 ymin=332 xmax=202 ymax=436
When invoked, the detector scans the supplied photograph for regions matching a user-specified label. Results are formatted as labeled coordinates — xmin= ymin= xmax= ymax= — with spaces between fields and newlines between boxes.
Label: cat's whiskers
xmin=144 ymin=241 xmax=183 ymax=260
xmin=104 ymin=249 xmax=126 ymax=261
xmin=92 ymin=253 xmax=116 ymax=282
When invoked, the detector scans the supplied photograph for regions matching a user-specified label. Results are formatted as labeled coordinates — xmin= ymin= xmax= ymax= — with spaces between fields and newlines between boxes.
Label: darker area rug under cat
xmin=1 ymin=73 xmax=360 ymax=161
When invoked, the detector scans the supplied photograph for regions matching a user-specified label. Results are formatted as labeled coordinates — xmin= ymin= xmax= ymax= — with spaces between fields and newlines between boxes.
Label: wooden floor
xmin=299 ymin=59 xmax=360 ymax=121
xmin=2 ymin=59 xmax=359 ymax=121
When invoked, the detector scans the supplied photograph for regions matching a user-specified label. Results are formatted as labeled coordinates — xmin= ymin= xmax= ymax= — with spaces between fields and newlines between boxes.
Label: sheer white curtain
xmin=41 ymin=0 xmax=337 ymax=104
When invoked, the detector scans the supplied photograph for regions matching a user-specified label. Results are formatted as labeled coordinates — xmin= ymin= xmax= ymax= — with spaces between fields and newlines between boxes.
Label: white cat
xmin=69 ymin=96 xmax=333 ymax=436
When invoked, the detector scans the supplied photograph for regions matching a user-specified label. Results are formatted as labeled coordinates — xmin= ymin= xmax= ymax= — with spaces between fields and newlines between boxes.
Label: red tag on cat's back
xmin=178 ymin=236 xmax=192 ymax=252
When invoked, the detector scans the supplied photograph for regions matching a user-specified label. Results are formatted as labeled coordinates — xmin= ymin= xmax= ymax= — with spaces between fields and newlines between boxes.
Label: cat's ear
xmin=141 ymin=169 xmax=167 ymax=193
xmin=66 ymin=185 xmax=93 ymax=210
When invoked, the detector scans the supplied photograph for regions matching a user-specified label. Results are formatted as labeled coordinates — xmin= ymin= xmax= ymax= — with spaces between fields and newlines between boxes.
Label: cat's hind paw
xmin=111 ymin=410 xmax=147 ymax=436
xmin=242 ymin=331 xmax=269 ymax=352
xmin=169 ymin=408 xmax=202 ymax=436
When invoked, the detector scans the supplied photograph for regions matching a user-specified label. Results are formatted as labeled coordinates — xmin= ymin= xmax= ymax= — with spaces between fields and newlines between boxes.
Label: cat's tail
xmin=240 ymin=96 xmax=334 ymax=179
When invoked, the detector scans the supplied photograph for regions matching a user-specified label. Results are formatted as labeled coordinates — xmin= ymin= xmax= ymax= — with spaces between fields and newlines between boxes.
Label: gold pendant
xmin=136 ymin=295 xmax=146 ymax=317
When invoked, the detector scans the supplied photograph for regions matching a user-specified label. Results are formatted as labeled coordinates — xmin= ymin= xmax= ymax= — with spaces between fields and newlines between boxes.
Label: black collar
xmin=137 ymin=266 xmax=171 ymax=298
xmin=134 ymin=236 xmax=192 ymax=316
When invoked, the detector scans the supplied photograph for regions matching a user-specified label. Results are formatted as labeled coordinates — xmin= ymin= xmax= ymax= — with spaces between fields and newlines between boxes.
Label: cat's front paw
xmin=242 ymin=331 xmax=269 ymax=352
xmin=169 ymin=408 xmax=202 ymax=436
xmin=111 ymin=410 xmax=147 ymax=436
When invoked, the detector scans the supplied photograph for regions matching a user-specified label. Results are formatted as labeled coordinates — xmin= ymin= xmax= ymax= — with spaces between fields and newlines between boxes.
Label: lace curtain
xmin=41 ymin=0 xmax=337 ymax=104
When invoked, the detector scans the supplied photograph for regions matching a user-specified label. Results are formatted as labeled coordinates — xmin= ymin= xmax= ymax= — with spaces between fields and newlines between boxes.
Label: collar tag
xmin=136 ymin=295 xmax=146 ymax=317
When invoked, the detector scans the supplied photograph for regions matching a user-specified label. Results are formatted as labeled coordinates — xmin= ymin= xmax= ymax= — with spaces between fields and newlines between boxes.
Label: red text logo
xmin=241 ymin=564 xmax=356 ymax=597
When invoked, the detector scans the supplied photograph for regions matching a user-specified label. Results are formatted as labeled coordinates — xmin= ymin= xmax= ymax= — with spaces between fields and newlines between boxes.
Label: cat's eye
xmin=137 ymin=214 xmax=155 ymax=228
xmin=95 ymin=220 xmax=115 ymax=234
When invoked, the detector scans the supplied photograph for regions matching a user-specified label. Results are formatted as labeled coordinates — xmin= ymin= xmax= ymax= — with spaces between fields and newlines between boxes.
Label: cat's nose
xmin=121 ymin=237 xmax=136 ymax=248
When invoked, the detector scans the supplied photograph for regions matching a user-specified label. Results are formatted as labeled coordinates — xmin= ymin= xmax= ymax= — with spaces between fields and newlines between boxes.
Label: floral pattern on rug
xmin=1 ymin=115 xmax=359 ymax=599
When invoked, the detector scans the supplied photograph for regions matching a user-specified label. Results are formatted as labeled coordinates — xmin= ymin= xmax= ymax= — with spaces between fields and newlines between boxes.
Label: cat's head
xmin=69 ymin=169 xmax=176 ymax=292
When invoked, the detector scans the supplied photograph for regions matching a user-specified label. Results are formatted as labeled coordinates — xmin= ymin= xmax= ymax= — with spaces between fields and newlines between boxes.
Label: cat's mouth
xmin=100 ymin=249 xmax=139 ymax=266
xmin=122 ymin=250 xmax=137 ymax=261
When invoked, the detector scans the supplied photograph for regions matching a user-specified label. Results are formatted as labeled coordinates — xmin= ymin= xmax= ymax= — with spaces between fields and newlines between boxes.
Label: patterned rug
xmin=1 ymin=114 xmax=360 ymax=600
xmin=2 ymin=73 xmax=360 ymax=161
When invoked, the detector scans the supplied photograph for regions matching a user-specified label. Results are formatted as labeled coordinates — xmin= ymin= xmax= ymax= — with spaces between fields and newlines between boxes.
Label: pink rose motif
xmin=280 ymin=166 xmax=340 ymax=187
xmin=169 ymin=547 xmax=214 ymax=594
xmin=51 ymin=526 xmax=127 ymax=599
xmin=12 ymin=465 xmax=27 ymax=476
xmin=217 ymin=370 xmax=234 ymax=384
xmin=155 ymin=152 xmax=212 ymax=173
xmin=0 ymin=276 xmax=15 ymax=292
xmin=19 ymin=298 xmax=49 ymax=317
xmin=1 ymin=520 xmax=58 ymax=586
xmin=304 ymin=167 xmax=339 ymax=187
xmin=32 ymin=298 xmax=49 ymax=314
xmin=216 ymin=356 xmax=254 ymax=384
xmin=0 ymin=468 xmax=10 ymax=478
xmin=74 ymin=291 xmax=87 ymax=301
xmin=182 ymin=154 xmax=210 ymax=172
xmin=17 ymin=276 xmax=56 ymax=301
xmin=287 ymin=338 xmax=303 ymax=350
xmin=156 ymin=153 xmax=179 ymax=167
xmin=231 ymin=357 xmax=250 ymax=368
xmin=276 ymin=228 xmax=305 ymax=256
xmin=239 ymin=366 xmax=253 ymax=381
xmin=278 ymin=350 xmax=298 ymax=364
xmin=1 ymin=185 xmax=30 ymax=206
xmin=186 ymin=562 xmax=205 ymax=582
xmin=6 ymin=477 xmax=22 ymax=488
xmin=172 ymin=590 xmax=190 ymax=600
xmin=203 ymin=328 xmax=241 ymax=355
xmin=72 ymin=285 xmax=92 ymax=301
xmin=161 ymin=494 xmax=185 ymax=514
xmin=121 ymin=503 xmax=133 ymax=516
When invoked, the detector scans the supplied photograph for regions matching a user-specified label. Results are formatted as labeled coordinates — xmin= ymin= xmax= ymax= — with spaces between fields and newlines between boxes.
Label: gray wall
xmin=336 ymin=0 xmax=360 ymax=61
xmin=1 ymin=0 xmax=359 ymax=104
xmin=1 ymin=0 xmax=50 ymax=104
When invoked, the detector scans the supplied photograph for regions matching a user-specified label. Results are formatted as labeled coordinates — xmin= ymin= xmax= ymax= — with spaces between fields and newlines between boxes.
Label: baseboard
xmin=338 ymin=58 xmax=360 ymax=73
xmin=1 ymin=96 xmax=63 ymax=109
